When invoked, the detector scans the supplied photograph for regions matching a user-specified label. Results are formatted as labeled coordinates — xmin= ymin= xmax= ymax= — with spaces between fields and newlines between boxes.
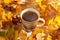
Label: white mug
xmin=20 ymin=8 xmax=45 ymax=30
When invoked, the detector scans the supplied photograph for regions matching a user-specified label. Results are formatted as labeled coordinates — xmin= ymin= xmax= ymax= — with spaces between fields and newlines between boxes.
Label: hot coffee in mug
xmin=22 ymin=11 xmax=38 ymax=22
xmin=20 ymin=8 xmax=45 ymax=31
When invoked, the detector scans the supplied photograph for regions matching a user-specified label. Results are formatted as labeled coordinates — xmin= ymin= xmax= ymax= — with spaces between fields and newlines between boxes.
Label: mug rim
xmin=20 ymin=8 xmax=40 ymax=22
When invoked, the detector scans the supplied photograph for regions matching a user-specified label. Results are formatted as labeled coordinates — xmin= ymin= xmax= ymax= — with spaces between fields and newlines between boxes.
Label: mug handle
xmin=37 ymin=18 xmax=45 ymax=27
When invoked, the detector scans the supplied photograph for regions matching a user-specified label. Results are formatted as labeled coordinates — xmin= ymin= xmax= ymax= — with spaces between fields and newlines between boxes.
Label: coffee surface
xmin=22 ymin=11 xmax=38 ymax=22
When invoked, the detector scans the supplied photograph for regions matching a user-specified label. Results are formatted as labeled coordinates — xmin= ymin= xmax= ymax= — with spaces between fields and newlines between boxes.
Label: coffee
xmin=22 ymin=11 xmax=38 ymax=22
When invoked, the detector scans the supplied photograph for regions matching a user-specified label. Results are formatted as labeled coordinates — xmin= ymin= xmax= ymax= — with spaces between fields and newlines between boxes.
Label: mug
xmin=20 ymin=8 xmax=45 ymax=31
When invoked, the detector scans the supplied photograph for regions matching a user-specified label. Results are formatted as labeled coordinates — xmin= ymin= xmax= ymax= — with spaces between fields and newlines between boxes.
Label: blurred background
xmin=0 ymin=0 xmax=60 ymax=40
